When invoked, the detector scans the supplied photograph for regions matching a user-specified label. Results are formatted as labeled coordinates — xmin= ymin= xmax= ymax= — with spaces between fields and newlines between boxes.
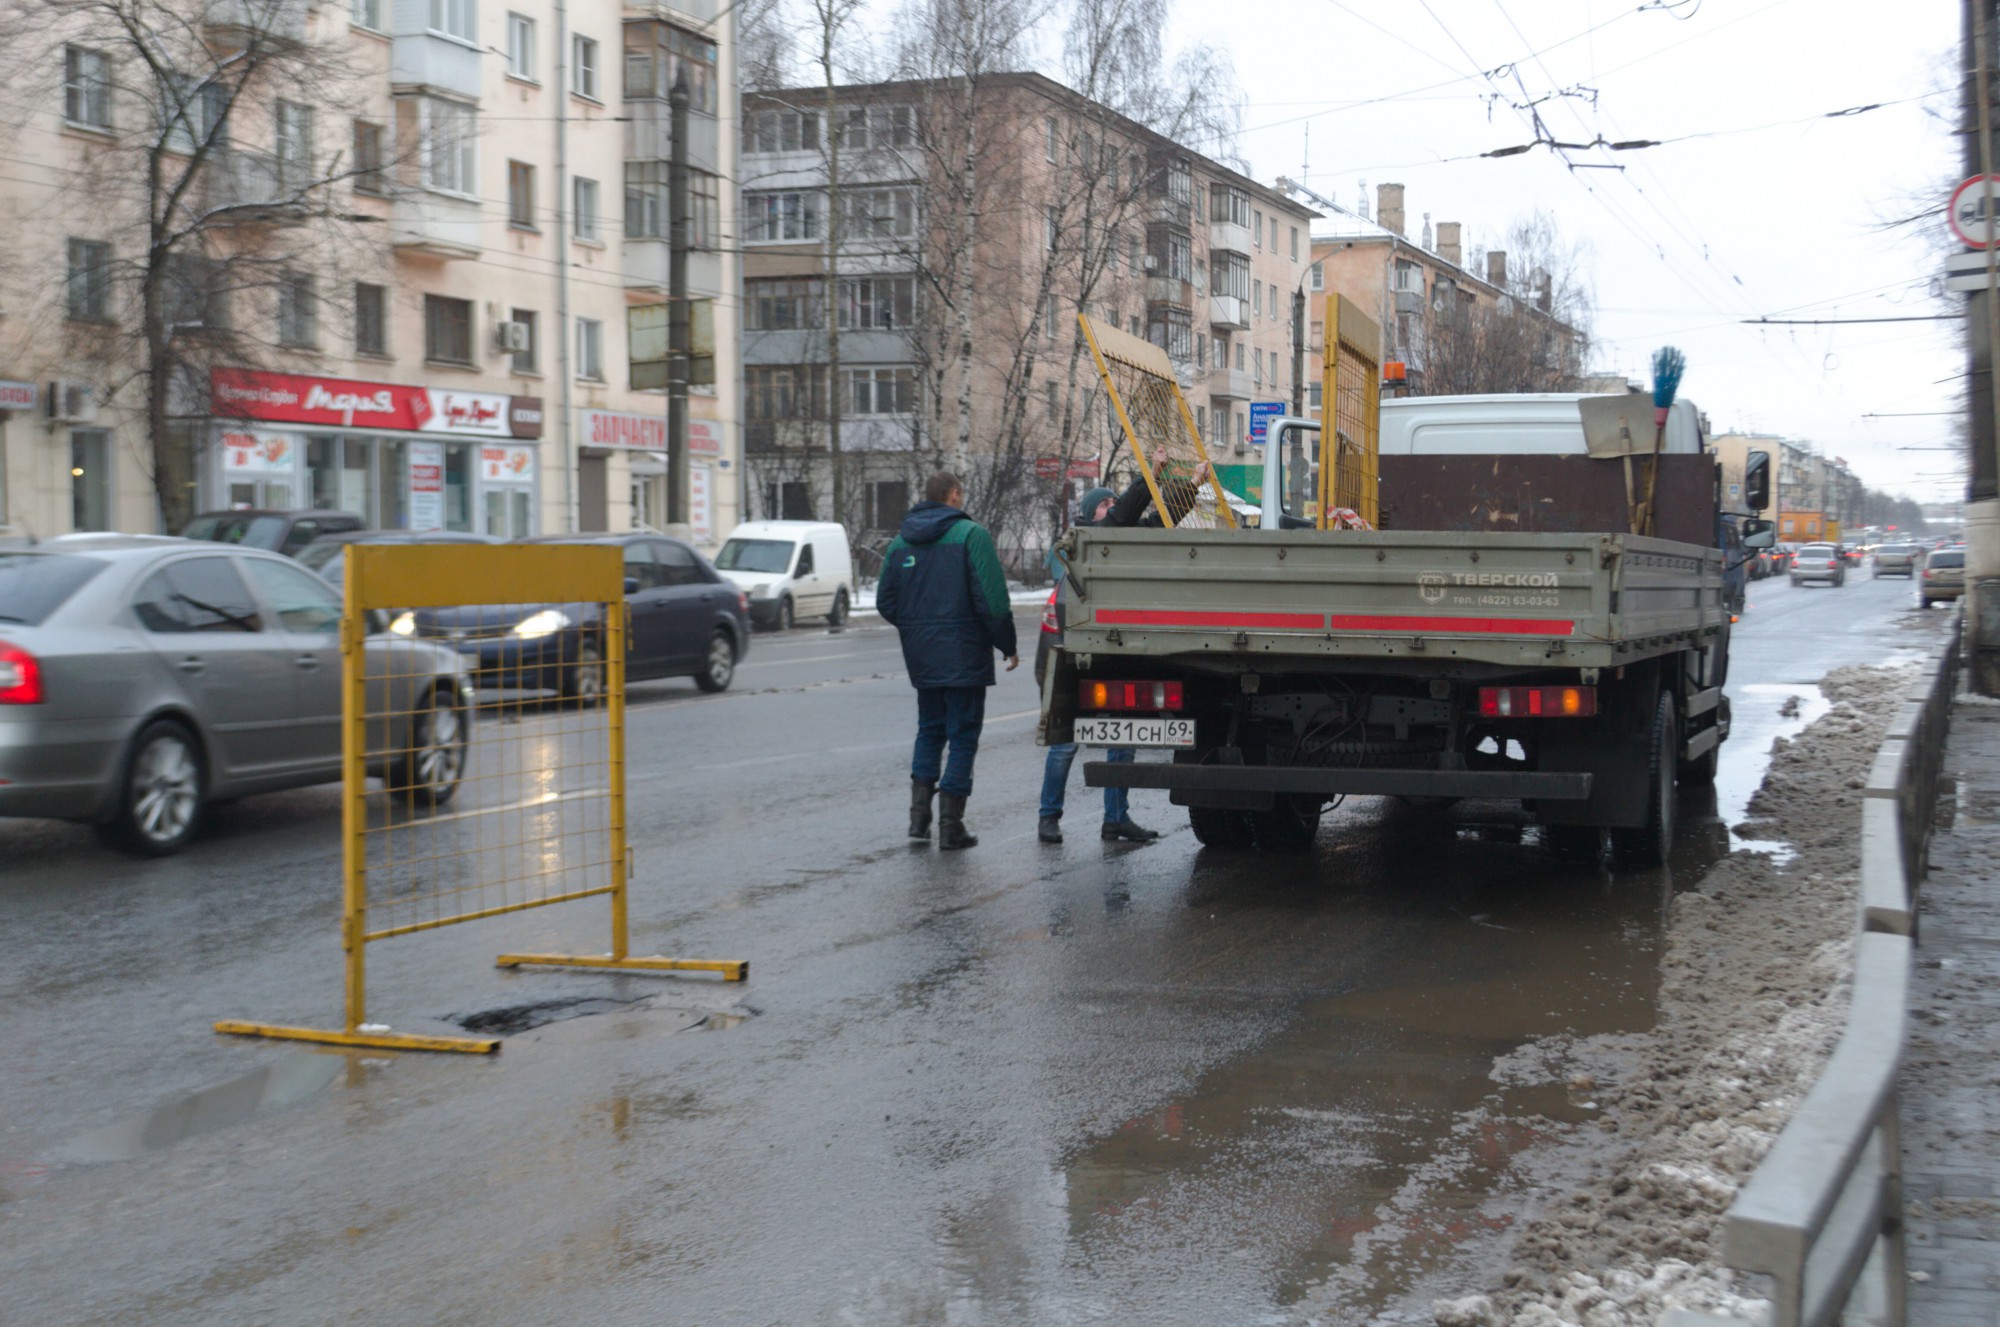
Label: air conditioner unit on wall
xmin=47 ymin=380 xmax=96 ymax=424
xmin=494 ymin=321 xmax=531 ymax=353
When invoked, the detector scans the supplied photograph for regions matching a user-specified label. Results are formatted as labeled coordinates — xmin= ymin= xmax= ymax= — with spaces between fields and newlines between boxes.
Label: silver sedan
xmin=0 ymin=535 xmax=474 ymax=856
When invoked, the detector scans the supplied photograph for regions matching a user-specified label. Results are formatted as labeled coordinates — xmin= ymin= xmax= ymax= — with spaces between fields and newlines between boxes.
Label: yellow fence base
xmin=213 ymin=1019 xmax=500 ymax=1055
xmin=494 ymin=952 xmax=749 ymax=981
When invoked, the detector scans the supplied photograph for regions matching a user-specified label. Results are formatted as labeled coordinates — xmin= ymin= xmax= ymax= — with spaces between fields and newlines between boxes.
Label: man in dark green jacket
xmin=877 ymin=471 xmax=1019 ymax=850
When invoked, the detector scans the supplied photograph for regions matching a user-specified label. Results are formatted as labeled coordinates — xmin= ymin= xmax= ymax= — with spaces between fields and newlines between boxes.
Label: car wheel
xmin=1187 ymin=805 xmax=1257 ymax=849
xmin=1610 ymin=693 xmax=1677 ymax=867
xmin=777 ymin=596 xmax=795 ymax=632
xmin=102 ymin=720 xmax=205 ymax=857
xmin=392 ymin=686 xmax=467 ymax=808
xmin=695 ymin=631 xmax=737 ymax=693
xmin=562 ymin=641 xmax=605 ymax=706
xmin=828 ymin=588 xmax=849 ymax=627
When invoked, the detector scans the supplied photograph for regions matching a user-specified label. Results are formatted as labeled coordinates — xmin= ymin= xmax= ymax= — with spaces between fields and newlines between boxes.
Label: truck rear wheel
xmin=1188 ymin=806 xmax=1256 ymax=849
xmin=1252 ymin=795 xmax=1322 ymax=851
xmin=1611 ymin=693 xmax=1677 ymax=867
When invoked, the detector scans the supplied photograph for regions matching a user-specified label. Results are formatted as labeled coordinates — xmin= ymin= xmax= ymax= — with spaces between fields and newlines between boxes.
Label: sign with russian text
xmin=221 ymin=431 xmax=295 ymax=474
xmin=1249 ymin=401 xmax=1286 ymax=446
xmin=212 ymin=368 xmax=539 ymax=440
xmin=583 ymin=408 xmax=666 ymax=451
xmin=408 ymin=441 xmax=445 ymax=531
xmin=0 ymin=380 xmax=37 ymax=412
xmin=480 ymin=445 xmax=535 ymax=484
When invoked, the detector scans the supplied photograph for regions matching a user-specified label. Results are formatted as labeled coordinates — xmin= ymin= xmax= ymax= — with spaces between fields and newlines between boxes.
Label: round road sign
xmin=1950 ymin=175 xmax=2000 ymax=248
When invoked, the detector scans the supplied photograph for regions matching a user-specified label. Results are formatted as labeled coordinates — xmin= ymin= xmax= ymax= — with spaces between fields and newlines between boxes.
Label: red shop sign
xmin=212 ymin=367 xmax=430 ymax=431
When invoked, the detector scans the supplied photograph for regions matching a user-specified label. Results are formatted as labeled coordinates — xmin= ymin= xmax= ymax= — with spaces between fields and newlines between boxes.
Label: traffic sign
xmin=1950 ymin=175 xmax=2000 ymax=249
xmin=1248 ymin=401 xmax=1286 ymax=446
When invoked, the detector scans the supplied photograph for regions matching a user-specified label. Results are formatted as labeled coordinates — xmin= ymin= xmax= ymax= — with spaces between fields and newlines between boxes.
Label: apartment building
xmin=738 ymin=72 xmax=1313 ymax=541
xmin=1712 ymin=432 xmax=1864 ymax=538
xmin=0 ymin=0 xmax=739 ymax=545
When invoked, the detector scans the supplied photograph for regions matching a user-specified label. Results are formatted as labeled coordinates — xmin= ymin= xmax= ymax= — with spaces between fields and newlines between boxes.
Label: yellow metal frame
xmin=217 ymin=544 xmax=745 ymax=1057
xmin=1077 ymin=313 xmax=1237 ymax=529
xmin=1318 ymin=295 xmax=1383 ymax=530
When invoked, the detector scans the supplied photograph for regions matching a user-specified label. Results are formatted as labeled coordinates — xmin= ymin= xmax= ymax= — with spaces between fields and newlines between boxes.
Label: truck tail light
xmin=0 ymin=640 xmax=43 ymax=705
xmin=1080 ymin=679 xmax=1184 ymax=712
xmin=1041 ymin=590 xmax=1059 ymax=635
xmin=1477 ymin=686 xmax=1595 ymax=718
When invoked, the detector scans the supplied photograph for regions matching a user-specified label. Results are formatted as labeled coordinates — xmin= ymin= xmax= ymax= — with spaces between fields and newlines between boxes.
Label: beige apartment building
xmin=0 ymin=0 xmax=740 ymax=545
xmin=738 ymin=72 xmax=1313 ymax=548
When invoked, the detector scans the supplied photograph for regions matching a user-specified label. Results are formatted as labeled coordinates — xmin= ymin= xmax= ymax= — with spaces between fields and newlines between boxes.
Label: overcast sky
xmin=1164 ymin=0 xmax=1964 ymax=503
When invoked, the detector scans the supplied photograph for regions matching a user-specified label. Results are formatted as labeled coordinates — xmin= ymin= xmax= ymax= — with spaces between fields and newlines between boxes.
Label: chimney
xmin=1436 ymin=221 xmax=1461 ymax=267
xmin=1376 ymin=183 xmax=1404 ymax=237
xmin=1421 ymin=212 xmax=1432 ymax=251
xmin=1535 ymin=269 xmax=1553 ymax=312
xmin=1487 ymin=250 xmax=1508 ymax=288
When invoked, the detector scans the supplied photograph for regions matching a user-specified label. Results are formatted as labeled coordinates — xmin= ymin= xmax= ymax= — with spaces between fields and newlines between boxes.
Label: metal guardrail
xmin=1671 ymin=612 xmax=1962 ymax=1327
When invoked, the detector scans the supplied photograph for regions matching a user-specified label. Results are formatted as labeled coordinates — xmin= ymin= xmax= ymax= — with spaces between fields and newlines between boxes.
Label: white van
xmin=1379 ymin=393 xmax=1705 ymax=456
xmin=714 ymin=520 xmax=855 ymax=630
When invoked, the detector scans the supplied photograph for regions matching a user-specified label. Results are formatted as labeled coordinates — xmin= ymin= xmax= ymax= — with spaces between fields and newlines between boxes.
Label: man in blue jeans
xmin=876 ymin=471 xmax=1019 ymax=850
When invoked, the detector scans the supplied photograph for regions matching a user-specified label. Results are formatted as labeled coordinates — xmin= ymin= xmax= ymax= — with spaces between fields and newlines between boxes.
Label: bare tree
xmin=1411 ymin=210 xmax=1594 ymax=395
xmin=0 ymin=0 xmax=382 ymax=531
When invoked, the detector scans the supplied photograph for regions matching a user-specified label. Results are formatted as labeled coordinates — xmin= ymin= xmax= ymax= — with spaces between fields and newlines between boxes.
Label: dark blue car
xmin=395 ymin=534 xmax=750 ymax=699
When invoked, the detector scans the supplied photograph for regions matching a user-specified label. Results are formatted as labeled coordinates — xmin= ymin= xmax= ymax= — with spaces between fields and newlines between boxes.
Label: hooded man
xmin=876 ymin=471 xmax=1019 ymax=850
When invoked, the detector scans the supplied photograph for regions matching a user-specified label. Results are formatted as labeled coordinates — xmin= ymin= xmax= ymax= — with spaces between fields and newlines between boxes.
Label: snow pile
xmin=1442 ymin=663 xmax=1918 ymax=1326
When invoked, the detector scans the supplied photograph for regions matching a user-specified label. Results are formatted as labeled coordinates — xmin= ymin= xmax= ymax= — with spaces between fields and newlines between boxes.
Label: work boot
xmin=938 ymin=793 xmax=979 ymax=850
xmin=909 ymin=780 xmax=935 ymax=840
xmin=1101 ymin=818 xmax=1161 ymax=843
xmin=1038 ymin=815 xmax=1063 ymax=844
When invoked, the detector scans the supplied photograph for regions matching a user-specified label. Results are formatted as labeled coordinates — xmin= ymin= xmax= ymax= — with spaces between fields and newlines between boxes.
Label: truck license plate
xmin=1072 ymin=717 xmax=1195 ymax=748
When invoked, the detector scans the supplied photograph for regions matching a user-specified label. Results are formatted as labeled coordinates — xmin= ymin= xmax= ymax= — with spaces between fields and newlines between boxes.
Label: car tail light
xmin=1478 ymin=686 xmax=1596 ymax=718
xmin=1041 ymin=590 xmax=1059 ymax=636
xmin=1079 ymin=679 xmax=1184 ymax=712
xmin=0 ymin=640 xmax=43 ymax=705
xmin=738 ymin=592 xmax=750 ymax=613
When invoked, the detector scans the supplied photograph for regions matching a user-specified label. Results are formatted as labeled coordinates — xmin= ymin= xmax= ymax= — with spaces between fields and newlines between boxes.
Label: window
xmin=1236 ymin=341 xmax=1245 ymax=370
xmin=1253 ymin=347 xmax=1263 ymax=384
xmin=1211 ymin=405 xmax=1228 ymax=443
xmin=275 ymin=102 xmax=312 ymax=192
xmin=1046 ymin=206 xmax=1059 ymax=252
xmin=69 ymin=431 xmax=111 ymax=532
xmin=354 ymin=282 xmax=387 ymax=355
xmin=1309 ymin=319 xmax=1323 ymax=350
xmin=1273 ymin=215 xmax=1282 ymax=250
xmin=420 ymin=98 xmax=476 ymax=194
xmin=1148 ymin=305 xmax=1192 ymax=362
xmin=509 ymin=308 xmax=538 ymax=373
xmin=507 ymin=13 xmax=536 ymax=80
xmin=745 ymin=190 xmax=820 ymax=242
xmin=429 ymin=0 xmax=475 ymax=41
xmin=572 ymin=35 xmax=600 ymax=99
xmin=840 ymin=187 xmax=916 ymax=241
xmin=1308 ymin=382 xmax=1322 ymax=411
xmin=134 ymin=558 xmax=261 ymax=633
xmin=64 ymin=46 xmax=110 ymax=129
xmin=1309 ymin=261 xmax=1323 ymax=292
xmin=1252 ymin=279 xmax=1262 ymax=316
xmin=1046 ymin=380 xmax=1059 ymax=420
xmin=507 ymin=160 xmax=536 ymax=228
xmin=1150 ymin=153 xmax=1191 ymax=206
xmin=1046 ymin=117 xmax=1058 ymax=162
xmin=573 ymin=176 xmax=600 ymax=241
xmin=164 ymin=253 xmax=226 ymax=331
xmin=241 ymin=558 xmax=341 ymax=634
xmin=1128 ymin=233 xmax=1141 ymax=274
xmin=688 ymin=171 xmax=717 ymax=247
xmin=746 ymin=108 xmax=819 ymax=154
xmin=1212 ymin=336 xmax=1228 ymax=370
xmin=1290 ymin=225 xmax=1300 ymax=260
xmin=353 ymin=121 xmax=386 ymax=195
xmin=66 ymin=239 xmax=111 ymax=321
xmin=277 ymin=272 xmax=317 ymax=347
xmin=747 ymin=278 xmax=823 ymax=330
xmin=351 ymin=0 xmax=385 ymax=31
xmin=837 ymin=275 xmax=913 ymax=330
xmin=424 ymin=294 xmax=473 ymax=364
xmin=1210 ymin=183 xmax=1250 ymax=228
xmin=576 ymin=317 xmax=603 ymax=380
xmin=1146 ymin=225 xmax=1192 ymax=281
xmin=746 ymin=366 xmax=826 ymax=420
xmin=624 ymin=24 xmax=717 ymax=112
xmin=162 ymin=75 xmax=228 ymax=154
xmin=1211 ymin=250 xmax=1249 ymax=300
xmin=839 ymin=104 xmax=913 ymax=150
xmin=847 ymin=367 xmax=914 ymax=415
xmin=1042 ymin=295 xmax=1057 ymax=338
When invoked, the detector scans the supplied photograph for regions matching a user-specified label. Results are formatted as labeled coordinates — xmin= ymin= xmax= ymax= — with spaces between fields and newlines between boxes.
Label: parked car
xmin=181 ymin=510 xmax=365 ymax=558
xmin=295 ymin=528 xmax=502 ymax=589
xmin=392 ymin=533 xmax=750 ymax=698
xmin=713 ymin=520 xmax=856 ymax=630
xmin=0 ymin=536 xmax=472 ymax=856
xmin=1920 ymin=549 xmax=1966 ymax=608
xmin=1873 ymin=543 xmax=1921 ymax=579
xmin=1789 ymin=543 xmax=1846 ymax=587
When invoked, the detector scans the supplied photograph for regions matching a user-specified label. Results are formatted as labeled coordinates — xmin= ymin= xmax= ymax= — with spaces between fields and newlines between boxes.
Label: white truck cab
xmin=714 ymin=520 xmax=855 ymax=630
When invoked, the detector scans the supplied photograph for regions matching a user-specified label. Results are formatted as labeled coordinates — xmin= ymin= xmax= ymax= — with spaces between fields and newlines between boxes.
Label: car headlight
xmin=388 ymin=611 xmax=415 ymax=636
xmin=512 ymin=608 xmax=571 ymax=639
xmin=749 ymin=582 xmax=770 ymax=598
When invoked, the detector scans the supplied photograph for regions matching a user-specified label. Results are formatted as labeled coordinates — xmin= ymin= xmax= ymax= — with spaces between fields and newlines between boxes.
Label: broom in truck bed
xmin=1633 ymin=345 xmax=1686 ymax=537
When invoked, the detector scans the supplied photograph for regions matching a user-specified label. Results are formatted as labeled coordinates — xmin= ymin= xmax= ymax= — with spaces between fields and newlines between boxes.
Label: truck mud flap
xmin=1082 ymin=762 xmax=1592 ymax=802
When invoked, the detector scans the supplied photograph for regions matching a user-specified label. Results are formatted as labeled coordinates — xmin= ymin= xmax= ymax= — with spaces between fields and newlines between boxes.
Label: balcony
xmin=392 ymin=34 xmax=483 ymax=100
xmin=204 ymin=0 xmax=307 ymax=45
xmin=1208 ymin=220 xmax=1252 ymax=256
xmin=624 ymin=103 xmax=721 ymax=175
xmin=621 ymin=238 xmax=722 ymax=295
xmin=1147 ymin=275 xmax=1192 ymax=306
xmin=391 ymin=190 xmax=482 ymax=259
xmin=1209 ymin=295 xmax=1248 ymax=330
xmin=1208 ymin=367 xmax=1255 ymax=401
xmin=1394 ymin=288 xmax=1424 ymax=315
xmin=625 ymin=0 xmax=726 ymax=21
xmin=200 ymin=150 xmax=306 ymax=224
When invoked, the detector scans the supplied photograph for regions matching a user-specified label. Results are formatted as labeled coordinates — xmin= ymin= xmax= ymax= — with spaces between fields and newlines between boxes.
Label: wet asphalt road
xmin=0 ymin=571 xmax=1947 ymax=1325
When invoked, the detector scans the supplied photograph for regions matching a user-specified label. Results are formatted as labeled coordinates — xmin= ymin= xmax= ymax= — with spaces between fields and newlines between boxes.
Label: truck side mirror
xmin=1744 ymin=451 xmax=1770 ymax=513
xmin=1741 ymin=518 xmax=1775 ymax=549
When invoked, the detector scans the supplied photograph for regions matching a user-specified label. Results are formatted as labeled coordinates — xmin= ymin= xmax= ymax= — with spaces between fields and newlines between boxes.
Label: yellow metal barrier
xmin=216 ymin=543 xmax=743 ymax=1055
xmin=1078 ymin=312 xmax=1237 ymax=530
xmin=1319 ymin=294 xmax=1382 ymax=530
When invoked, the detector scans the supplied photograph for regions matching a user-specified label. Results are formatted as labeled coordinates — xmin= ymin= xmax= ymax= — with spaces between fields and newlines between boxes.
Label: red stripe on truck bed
xmin=1094 ymin=609 xmax=1327 ymax=630
xmin=1327 ymin=614 xmax=1576 ymax=637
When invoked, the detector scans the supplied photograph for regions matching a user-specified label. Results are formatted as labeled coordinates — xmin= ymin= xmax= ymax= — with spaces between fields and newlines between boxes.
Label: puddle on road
xmin=1716 ymin=682 xmax=1829 ymax=858
xmin=48 ymin=1052 xmax=352 ymax=1165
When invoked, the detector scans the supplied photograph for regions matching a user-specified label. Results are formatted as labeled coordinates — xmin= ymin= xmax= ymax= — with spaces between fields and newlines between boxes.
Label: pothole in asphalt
xmin=454 ymin=995 xmax=650 ymax=1035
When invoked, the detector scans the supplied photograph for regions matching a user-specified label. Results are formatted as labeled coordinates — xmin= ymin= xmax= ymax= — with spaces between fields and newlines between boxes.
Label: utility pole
xmin=1291 ymin=287 xmax=1307 ymax=416
xmin=1968 ymin=0 xmax=2000 ymax=691
xmin=820 ymin=29 xmax=844 ymax=530
xmin=667 ymin=72 xmax=690 ymax=525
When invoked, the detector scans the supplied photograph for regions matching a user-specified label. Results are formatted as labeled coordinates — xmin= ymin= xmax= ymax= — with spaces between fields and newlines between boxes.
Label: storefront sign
xmin=690 ymin=463 xmax=712 ymax=540
xmin=0 ymin=380 xmax=37 ymax=412
xmin=582 ymin=408 xmax=666 ymax=451
xmin=221 ymin=431 xmax=296 ymax=475
xmin=688 ymin=418 xmax=723 ymax=456
xmin=212 ymin=368 xmax=540 ymax=441
xmin=480 ymin=445 xmax=536 ymax=484
xmin=408 ymin=441 xmax=445 ymax=532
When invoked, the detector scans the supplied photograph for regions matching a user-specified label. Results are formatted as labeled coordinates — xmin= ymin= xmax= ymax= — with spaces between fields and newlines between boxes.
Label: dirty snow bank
xmin=1435 ymin=664 xmax=1918 ymax=1327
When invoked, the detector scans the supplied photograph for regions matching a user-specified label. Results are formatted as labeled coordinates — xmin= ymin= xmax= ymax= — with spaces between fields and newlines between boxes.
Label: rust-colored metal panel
xmin=1377 ymin=454 xmax=1716 ymax=546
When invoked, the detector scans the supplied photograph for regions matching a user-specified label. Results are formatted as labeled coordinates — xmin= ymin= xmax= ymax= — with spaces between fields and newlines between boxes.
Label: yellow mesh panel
xmin=1077 ymin=313 xmax=1236 ymax=530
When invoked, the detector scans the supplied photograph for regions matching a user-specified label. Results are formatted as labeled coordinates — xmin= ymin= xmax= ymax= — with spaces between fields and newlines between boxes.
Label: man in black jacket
xmin=877 ymin=471 xmax=1019 ymax=850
